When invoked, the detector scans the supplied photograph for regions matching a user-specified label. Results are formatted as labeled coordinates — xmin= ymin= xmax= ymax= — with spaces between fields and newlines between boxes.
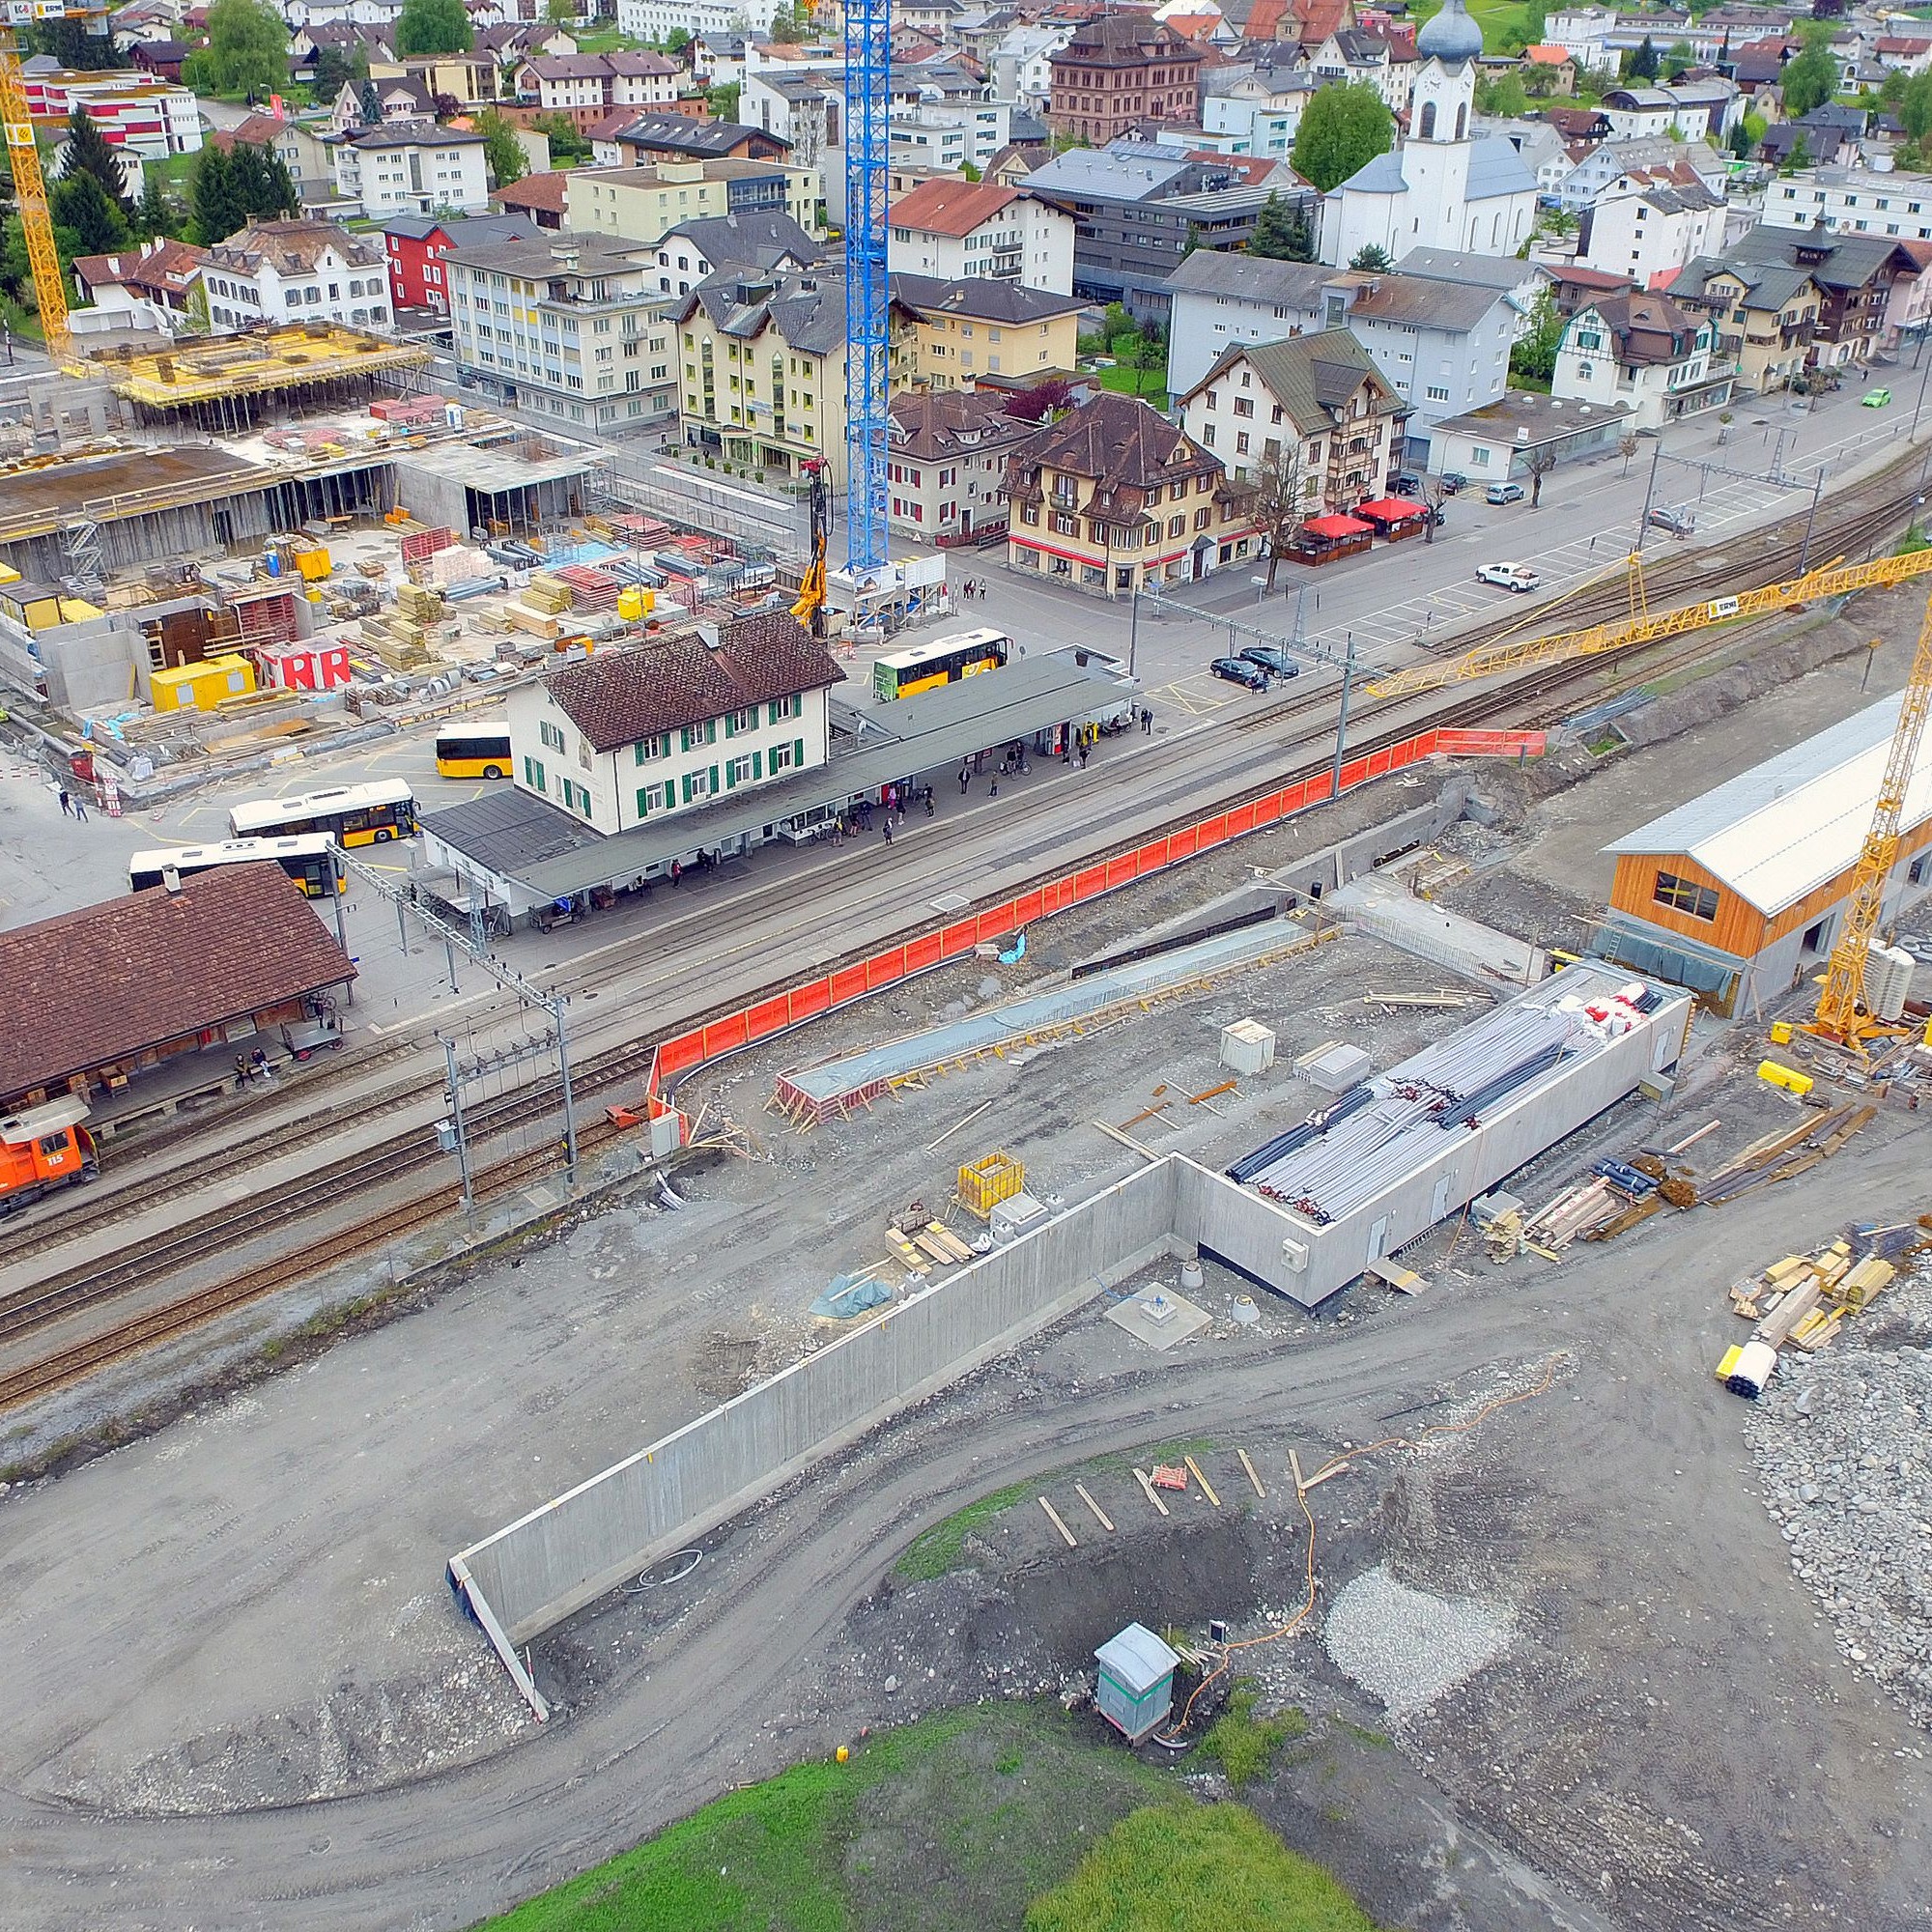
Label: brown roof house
xmin=494 ymin=170 xmax=568 ymax=229
xmin=1553 ymin=288 xmax=1735 ymax=432
xmin=888 ymin=388 xmax=1042 ymax=542
xmin=501 ymin=613 xmax=845 ymax=838
xmin=0 ymin=864 xmax=355 ymax=1112
xmin=1006 ymin=389 xmax=1256 ymax=597
xmin=1046 ymin=15 xmax=1202 ymax=146
xmin=71 ymin=237 xmax=209 ymax=331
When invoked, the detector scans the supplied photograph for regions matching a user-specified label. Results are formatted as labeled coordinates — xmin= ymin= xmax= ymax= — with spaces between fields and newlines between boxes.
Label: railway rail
xmin=4 ymin=452 xmax=1927 ymax=1415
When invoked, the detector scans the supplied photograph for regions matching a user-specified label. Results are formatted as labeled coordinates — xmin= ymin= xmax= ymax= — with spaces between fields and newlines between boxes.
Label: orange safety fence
xmin=645 ymin=726 xmax=1445 ymax=1099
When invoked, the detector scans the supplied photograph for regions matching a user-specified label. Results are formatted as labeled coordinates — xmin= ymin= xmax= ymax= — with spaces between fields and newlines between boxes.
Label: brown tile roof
xmin=890 ymin=175 xmax=1019 ymax=238
xmin=544 ymin=613 xmax=845 ymax=752
xmin=0 ymin=864 xmax=355 ymax=1102
xmin=496 ymin=170 xmax=569 ymax=214
xmin=1008 ymin=390 xmax=1226 ymax=518
xmin=889 ymin=386 xmax=1040 ymax=461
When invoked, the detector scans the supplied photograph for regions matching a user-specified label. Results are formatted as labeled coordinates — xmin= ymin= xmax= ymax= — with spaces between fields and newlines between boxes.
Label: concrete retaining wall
xmin=454 ymin=1158 xmax=1182 ymax=1644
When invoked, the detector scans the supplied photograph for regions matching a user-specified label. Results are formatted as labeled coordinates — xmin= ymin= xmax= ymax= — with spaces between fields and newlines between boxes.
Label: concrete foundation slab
xmin=1106 ymin=1285 xmax=1210 ymax=1350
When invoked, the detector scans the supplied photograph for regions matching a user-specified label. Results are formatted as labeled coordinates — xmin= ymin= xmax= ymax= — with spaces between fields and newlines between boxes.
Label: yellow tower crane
xmin=1805 ymin=585 xmax=1932 ymax=1051
xmin=0 ymin=5 xmax=115 ymax=365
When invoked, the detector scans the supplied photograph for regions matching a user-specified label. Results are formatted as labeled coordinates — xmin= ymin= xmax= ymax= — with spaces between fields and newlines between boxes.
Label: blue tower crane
xmin=843 ymin=0 xmax=891 ymax=580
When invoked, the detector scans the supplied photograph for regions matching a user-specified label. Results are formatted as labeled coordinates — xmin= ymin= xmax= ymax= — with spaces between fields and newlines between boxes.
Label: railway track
xmin=5 ymin=456 xmax=1927 ymax=1414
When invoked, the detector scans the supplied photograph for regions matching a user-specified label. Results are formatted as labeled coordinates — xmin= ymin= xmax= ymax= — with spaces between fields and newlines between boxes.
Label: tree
xmin=185 ymin=0 xmax=291 ymax=99
xmin=1474 ymin=71 xmax=1527 ymax=117
xmin=229 ymin=139 xmax=299 ymax=220
xmin=1247 ymin=190 xmax=1309 ymax=260
xmin=545 ymin=0 xmax=575 ymax=21
xmin=1 ymin=213 xmax=82 ymax=312
xmin=664 ymin=28 xmax=692 ymax=55
xmin=1006 ymin=375 xmax=1072 ymax=422
xmin=27 ymin=18 xmax=127 ymax=67
xmin=1509 ymin=288 xmax=1564 ymax=387
xmin=1663 ymin=39 xmax=1694 ymax=75
xmin=960 ymin=159 xmax=981 ymax=182
xmin=1250 ymin=440 xmax=1308 ymax=590
xmin=61 ymin=107 xmax=133 ymax=219
xmin=535 ymin=110 xmax=590 ymax=164
xmin=1290 ymin=79 xmax=1393 ymax=194
xmin=706 ymin=81 xmax=740 ymax=121
xmin=397 ymin=0 xmax=472 ymax=55
xmin=1625 ymin=34 xmax=1660 ymax=80
xmin=1902 ymin=72 xmax=1932 ymax=142
xmin=1619 ymin=432 xmax=1639 ymax=477
xmin=190 ymin=144 xmax=244 ymax=245
xmin=1349 ymin=242 xmax=1394 ymax=272
xmin=477 ymin=109 xmax=527 ymax=187
xmin=1779 ymin=35 xmax=1839 ymax=118
xmin=1524 ymin=440 xmax=1557 ymax=507
xmin=1780 ymin=132 xmax=1814 ymax=175
xmin=51 ymin=172 xmax=130 ymax=256
xmin=1121 ymin=320 xmax=1165 ymax=399
xmin=137 ymin=168 xmax=177 ymax=241
xmin=312 ymin=41 xmax=368 ymax=98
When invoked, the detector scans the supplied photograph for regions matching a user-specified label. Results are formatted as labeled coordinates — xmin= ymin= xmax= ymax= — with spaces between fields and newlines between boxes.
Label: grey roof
xmin=889 ymin=271 xmax=1085 ymax=323
xmin=678 ymin=268 xmax=855 ymax=353
xmin=1339 ymin=148 xmax=1407 ymax=195
xmin=1675 ymin=255 xmax=1816 ymax=311
xmin=1165 ymin=249 xmax=1336 ymax=307
xmin=1094 ymin=1622 xmax=1179 ymax=1693
xmin=1728 ymin=222 xmax=1918 ymax=292
xmin=1024 ymin=147 xmax=1192 ymax=202
xmin=1432 ymin=387 xmax=1633 ymax=446
xmin=383 ymin=211 xmax=538 ymax=245
xmin=662 ymin=212 xmax=821 ymax=274
xmin=1349 ymin=273 xmax=1511 ymax=332
xmin=1180 ymin=327 xmax=1401 ymax=437
xmin=422 ymin=785 xmax=597 ymax=877
xmin=442 ymin=231 xmax=655 ymax=277
xmin=1397 ymin=246 xmax=1548 ymax=292
xmin=348 ymin=120 xmax=485 ymax=150
xmin=1463 ymin=135 xmax=1540 ymax=201
xmin=616 ymin=112 xmax=789 ymax=156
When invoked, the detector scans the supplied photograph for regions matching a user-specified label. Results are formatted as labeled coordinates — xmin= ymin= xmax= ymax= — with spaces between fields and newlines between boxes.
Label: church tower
xmin=1409 ymin=0 xmax=1479 ymax=145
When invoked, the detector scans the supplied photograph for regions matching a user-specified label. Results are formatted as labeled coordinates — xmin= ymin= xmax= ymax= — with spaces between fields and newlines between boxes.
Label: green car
xmin=1862 ymin=386 xmax=1892 ymax=407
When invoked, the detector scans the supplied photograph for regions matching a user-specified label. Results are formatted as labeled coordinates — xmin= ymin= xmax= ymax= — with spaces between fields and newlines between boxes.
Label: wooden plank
xmin=1091 ymin=1118 xmax=1160 ymax=1161
xmin=1365 ymin=1257 xmax=1426 ymax=1293
xmin=1756 ymin=1278 xmax=1822 ymax=1349
xmin=1038 ymin=1496 xmax=1078 ymax=1548
xmin=886 ymin=1231 xmax=930 ymax=1274
xmin=1187 ymin=1079 xmax=1237 ymax=1106
xmin=1183 ymin=1455 xmax=1220 ymax=1506
xmin=1074 ymin=1482 xmax=1116 ymax=1531
xmin=1664 ymin=1119 xmax=1721 ymax=1155
xmin=1236 ymin=1447 xmax=1266 ymax=1498
xmin=1288 ymin=1447 xmax=1305 ymax=1496
xmin=924 ymin=1098 xmax=995 ymax=1155
xmin=925 ymin=1223 xmax=975 ymax=1262
xmin=1132 ymin=1467 xmax=1170 ymax=1517
xmin=1300 ymin=1459 xmax=1351 ymax=1493
xmin=912 ymin=1232 xmax=953 ymax=1264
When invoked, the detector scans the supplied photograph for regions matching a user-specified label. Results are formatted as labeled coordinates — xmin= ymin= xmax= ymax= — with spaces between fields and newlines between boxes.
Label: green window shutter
xmin=794 ymin=735 xmax=805 ymax=768
xmin=724 ymin=712 xmax=736 ymax=738
xmin=681 ymin=772 xmax=692 ymax=804
xmin=767 ymin=697 xmax=780 ymax=725
xmin=753 ymin=749 xmax=762 ymax=780
xmin=707 ymin=719 xmax=717 ymax=745
xmin=636 ymin=786 xmax=650 ymax=818
xmin=724 ymin=760 xmax=737 ymax=790
xmin=634 ymin=741 xmax=645 ymax=766
xmin=709 ymin=762 xmax=720 ymax=795
xmin=680 ymin=724 xmax=692 ymax=753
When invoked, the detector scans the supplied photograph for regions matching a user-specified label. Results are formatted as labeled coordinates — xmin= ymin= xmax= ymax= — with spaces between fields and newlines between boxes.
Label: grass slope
xmin=1025 ymin=1803 xmax=1383 ymax=1932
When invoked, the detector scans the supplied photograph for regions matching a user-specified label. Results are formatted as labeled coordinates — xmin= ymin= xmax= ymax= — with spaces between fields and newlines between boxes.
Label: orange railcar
xmin=0 ymin=1097 xmax=98 ymax=1217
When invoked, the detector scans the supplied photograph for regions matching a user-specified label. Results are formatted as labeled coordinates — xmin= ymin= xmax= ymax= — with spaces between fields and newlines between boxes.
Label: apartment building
xmin=893 ymin=272 xmax=1084 ymax=390
xmin=19 ymin=61 xmax=199 ymax=159
xmin=383 ymin=209 xmax=536 ymax=314
xmin=330 ymin=122 xmax=490 ymax=220
xmin=564 ymin=158 xmax=819 ymax=249
xmin=888 ymin=388 xmax=1038 ymax=542
xmin=445 ymin=229 xmax=680 ymax=437
xmin=194 ymin=218 xmax=390 ymax=331
xmin=887 ymin=176 xmax=1074 ymax=294
xmin=1046 ymin=15 xmax=1201 ymax=146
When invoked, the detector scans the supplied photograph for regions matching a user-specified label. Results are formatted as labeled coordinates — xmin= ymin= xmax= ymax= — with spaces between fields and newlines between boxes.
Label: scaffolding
xmin=91 ymin=326 xmax=432 ymax=420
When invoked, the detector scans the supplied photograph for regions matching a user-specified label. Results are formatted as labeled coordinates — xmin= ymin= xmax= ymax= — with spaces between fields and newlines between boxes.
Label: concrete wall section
xmin=455 ymin=1159 xmax=1180 ymax=1643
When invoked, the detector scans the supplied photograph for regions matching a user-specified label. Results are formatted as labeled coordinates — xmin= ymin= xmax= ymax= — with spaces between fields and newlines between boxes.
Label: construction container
xmin=1768 ymin=1019 xmax=1794 ymax=1045
xmin=151 ymin=653 xmax=257 ymax=712
xmin=1094 ymin=1623 xmax=1179 ymax=1744
xmin=1221 ymin=1018 xmax=1277 ymax=1076
xmin=957 ymin=1151 xmax=1024 ymax=1219
xmin=617 ymin=583 xmax=654 ymax=622
xmin=294 ymin=546 xmax=331 ymax=582
xmin=1756 ymin=1060 xmax=1813 ymax=1097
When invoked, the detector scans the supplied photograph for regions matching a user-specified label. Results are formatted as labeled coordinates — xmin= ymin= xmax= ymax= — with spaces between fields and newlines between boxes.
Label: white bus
xmin=227 ymin=780 xmax=417 ymax=845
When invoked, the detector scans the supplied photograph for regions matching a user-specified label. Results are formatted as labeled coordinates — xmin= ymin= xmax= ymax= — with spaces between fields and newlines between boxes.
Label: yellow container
xmin=151 ymin=652 xmax=257 ymax=713
xmin=295 ymin=546 xmax=331 ymax=582
xmin=957 ymin=1151 xmax=1025 ymax=1219
xmin=1768 ymin=1020 xmax=1793 ymax=1045
xmin=1756 ymin=1059 xmax=1813 ymax=1097
xmin=617 ymin=584 xmax=648 ymax=622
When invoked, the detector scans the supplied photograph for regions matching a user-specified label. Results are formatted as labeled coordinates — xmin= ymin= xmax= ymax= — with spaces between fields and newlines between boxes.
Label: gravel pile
xmin=1745 ymin=1263 xmax=1932 ymax=1732
xmin=1322 ymin=1564 xmax=1511 ymax=1722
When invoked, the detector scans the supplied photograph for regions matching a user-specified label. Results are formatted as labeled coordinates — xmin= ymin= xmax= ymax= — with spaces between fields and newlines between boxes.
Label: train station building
xmin=0 ymin=862 xmax=356 ymax=1122
xmin=418 ymin=623 xmax=1140 ymax=925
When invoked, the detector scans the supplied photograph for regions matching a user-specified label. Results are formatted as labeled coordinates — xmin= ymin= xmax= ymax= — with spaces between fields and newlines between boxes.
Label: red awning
xmin=1355 ymin=497 xmax=1427 ymax=522
xmin=1301 ymin=513 xmax=1373 ymax=539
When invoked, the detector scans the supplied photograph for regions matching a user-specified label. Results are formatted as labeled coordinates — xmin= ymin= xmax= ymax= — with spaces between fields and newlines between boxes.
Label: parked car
xmin=1648 ymin=504 xmax=1696 ymax=537
xmin=1485 ymin=481 xmax=1525 ymax=505
xmin=1862 ymin=386 xmax=1892 ymax=408
xmin=1389 ymin=471 xmax=1423 ymax=497
xmin=1239 ymin=645 xmax=1300 ymax=679
xmin=1209 ymin=656 xmax=1268 ymax=690
xmin=1438 ymin=472 xmax=1468 ymax=495
xmin=1476 ymin=561 xmax=1540 ymax=592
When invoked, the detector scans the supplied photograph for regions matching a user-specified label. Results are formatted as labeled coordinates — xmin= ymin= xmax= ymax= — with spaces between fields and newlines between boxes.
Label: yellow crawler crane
xmin=0 ymin=6 xmax=114 ymax=365
xmin=1367 ymin=547 xmax=1932 ymax=699
xmin=1806 ymin=583 xmax=1932 ymax=1051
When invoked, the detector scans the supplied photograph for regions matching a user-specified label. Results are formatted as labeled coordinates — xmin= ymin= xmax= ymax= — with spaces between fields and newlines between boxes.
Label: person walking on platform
xmin=883 ymin=816 xmax=894 ymax=846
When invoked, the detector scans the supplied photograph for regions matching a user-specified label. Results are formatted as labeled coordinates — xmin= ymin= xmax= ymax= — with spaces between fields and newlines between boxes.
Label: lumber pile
xmin=1722 ymin=1222 xmax=1920 ymax=1364
xmin=1520 ymin=1157 xmax=1662 ymax=1254
xmin=1693 ymin=1104 xmax=1876 ymax=1206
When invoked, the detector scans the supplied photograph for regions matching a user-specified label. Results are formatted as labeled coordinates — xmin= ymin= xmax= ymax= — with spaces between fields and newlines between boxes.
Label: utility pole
xmin=552 ymin=989 xmax=579 ymax=1181
xmin=1634 ymin=439 xmax=1663 ymax=554
xmin=327 ymin=843 xmax=352 ymax=1005
xmin=1128 ymin=584 xmax=1141 ymax=677
xmin=1331 ymin=633 xmax=1356 ymax=797
xmin=442 ymin=1036 xmax=474 ymax=1216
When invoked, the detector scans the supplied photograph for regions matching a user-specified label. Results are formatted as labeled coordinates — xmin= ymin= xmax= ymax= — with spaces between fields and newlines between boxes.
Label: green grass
xmin=1198 ymin=1683 xmax=1310 ymax=1792
xmin=474 ymin=1704 xmax=1168 ymax=1932
xmin=1024 ymin=1803 xmax=1382 ymax=1932
xmin=1096 ymin=363 xmax=1167 ymax=402
xmin=1412 ymin=0 xmax=1542 ymax=52
xmin=145 ymin=150 xmax=201 ymax=190
xmin=895 ymin=1479 xmax=1032 ymax=1579
xmin=1332 ymin=1719 xmax=1393 ymax=1752
xmin=571 ymin=25 xmax=639 ymax=52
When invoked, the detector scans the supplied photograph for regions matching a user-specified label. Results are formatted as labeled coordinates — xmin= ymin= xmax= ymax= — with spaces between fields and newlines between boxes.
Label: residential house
xmin=383 ymin=209 xmax=536 ymax=314
xmin=617 ymin=0 xmax=788 ymax=37
xmin=612 ymin=114 xmax=793 ymax=166
xmin=129 ymin=38 xmax=188 ymax=82
xmin=194 ymin=218 xmax=391 ymax=331
xmin=1886 ymin=237 xmax=1932 ymax=351
xmin=70 ymin=238 xmax=209 ymax=334
xmin=1760 ymin=112 xmax=1864 ymax=173
xmin=330 ymin=122 xmax=491 ymax=220
xmin=1163 ymin=250 xmax=1344 ymax=395
xmin=653 ymin=212 xmax=821 ymax=295
xmin=1576 ymin=169 xmax=1727 ymax=287
xmin=1553 ymin=290 xmax=1733 ymax=431
xmin=1546 ymin=261 xmax=1636 ymax=317
xmin=507 ymin=611 xmax=841 ymax=840
xmin=893 ymin=271 xmax=1086 ymax=390
xmin=495 ymin=170 xmax=567 ymax=230
xmin=513 ymin=51 xmax=686 ymax=131
xmin=1519 ymin=43 xmax=1577 ymax=92
xmin=1599 ymin=78 xmax=1741 ymax=144
xmin=1344 ymin=273 xmax=1520 ymax=465
xmin=887 ymin=177 xmax=1075 ymax=294
xmin=1428 ymin=385 xmax=1634 ymax=484
xmin=1727 ymin=221 xmax=1922 ymax=364
xmin=987 ymin=23 xmax=1073 ymax=109
xmin=1025 ymin=143 xmax=1306 ymax=322
xmin=564 ymin=159 xmax=818 ymax=249
xmin=1547 ymin=134 xmax=1726 ymax=215
xmin=1176 ymin=328 xmax=1407 ymax=510
xmin=1046 ymin=14 xmax=1202 ymax=145
xmin=445 ymin=229 xmax=680 ymax=436
xmin=291 ymin=21 xmax=398 ymax=76
xmin=210 ymin=112 xmax=337 ymax=213
xmin=1397 ymin=245 xmax=1550 ymax=327
xmin=1545 ymin=6 xmax=1618 ymax=73
xmin=674 ymin=269 xmax=918 ymax=488
xmin=1005 ymin=389 xmax=1254 ymax=595
xmin=367 ymin=52 xmax=501 ymax=107
xmin=1763 ymin=167 xmax=1932 ymax=245
xmin=741 ymin=67 xmax=842 ymax=166
xmin=889 ymin=61 xmax=1012 ymax=175
xmin=888 ymin=388 xmax=1039 ymax=541
xmin=328 ymin=75 xmax=438 ymax=136
xmin=1673 ymin=256 xmax=1821 ymax=393
xmin=1309 ymin=26 xmax=1414 ymax=114
xmin=1875 ymin=36 xmax=1932 ymax=78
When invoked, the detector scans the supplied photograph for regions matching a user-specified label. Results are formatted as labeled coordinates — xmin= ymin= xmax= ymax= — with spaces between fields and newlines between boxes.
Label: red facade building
xmin=382 ymin=210 xmax=537 ymax=314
